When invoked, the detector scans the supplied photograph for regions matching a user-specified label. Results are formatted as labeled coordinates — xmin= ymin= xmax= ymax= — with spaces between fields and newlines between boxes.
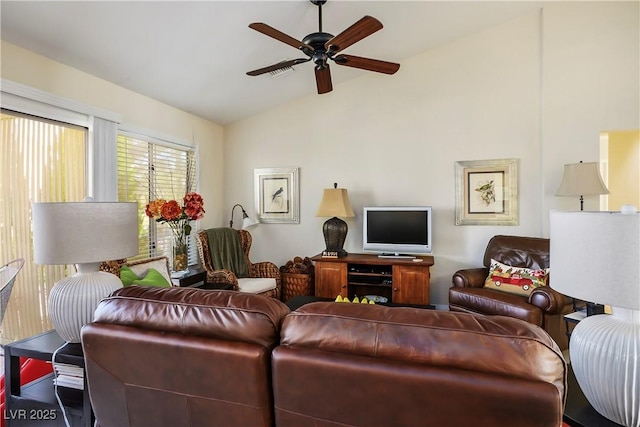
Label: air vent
xmin=269 ymin=61 xmax=296 ymax=79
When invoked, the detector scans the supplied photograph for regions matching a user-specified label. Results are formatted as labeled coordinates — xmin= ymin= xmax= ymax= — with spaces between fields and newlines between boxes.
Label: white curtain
xmin=91 ymin=117 xmax=118 ymax=201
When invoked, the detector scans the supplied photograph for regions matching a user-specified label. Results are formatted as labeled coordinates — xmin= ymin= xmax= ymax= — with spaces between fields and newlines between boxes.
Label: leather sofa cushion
xmin=280 ymin=302 xmax=563 ymax=389
xmin=274 ymin=302 xmax=566 ymax=427
xmin=94 ymin=286 xmax=290 ymax=347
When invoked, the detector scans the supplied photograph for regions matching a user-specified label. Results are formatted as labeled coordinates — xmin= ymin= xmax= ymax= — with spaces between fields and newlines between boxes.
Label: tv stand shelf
xmin=311 ymin=253 xmax=434 ymax=305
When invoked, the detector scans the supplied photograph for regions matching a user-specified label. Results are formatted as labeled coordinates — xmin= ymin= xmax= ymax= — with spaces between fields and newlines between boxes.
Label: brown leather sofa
xmin=449 ymin=235 xmax=574 ymax=350
xmin=82 ymin=286 xmax=567 ymax=427
xmin=82 ymin=286 xmax=290 ymax=427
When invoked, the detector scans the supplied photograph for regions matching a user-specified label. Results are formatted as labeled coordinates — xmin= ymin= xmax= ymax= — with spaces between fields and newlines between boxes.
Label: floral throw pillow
xmin=484 ymin=259 xmax=549 ymax=297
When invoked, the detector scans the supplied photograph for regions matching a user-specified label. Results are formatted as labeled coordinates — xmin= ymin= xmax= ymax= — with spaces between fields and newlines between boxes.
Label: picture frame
xmin=254 ymin=167 xmax=300 ymax=224
xmin=455 ymin=158 xmax=519 ymax=225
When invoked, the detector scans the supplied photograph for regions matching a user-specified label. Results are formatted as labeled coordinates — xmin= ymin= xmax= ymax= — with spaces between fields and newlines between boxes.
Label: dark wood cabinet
xmin=314 ymin=261 xmax=347 ymax=298
xmin=312 ymin=253 xmax=434 ymax=305
xmin=393 ymin=265 xmax=431 ymax=304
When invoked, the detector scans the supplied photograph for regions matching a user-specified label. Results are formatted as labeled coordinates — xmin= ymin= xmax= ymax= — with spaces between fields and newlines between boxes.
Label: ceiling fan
xmin=246 ymin=0 xmax=400 ymax=94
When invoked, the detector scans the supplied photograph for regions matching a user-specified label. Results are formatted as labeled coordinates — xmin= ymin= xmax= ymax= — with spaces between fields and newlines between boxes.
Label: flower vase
xmin=172 ymin=238 xmax=188 ymax=274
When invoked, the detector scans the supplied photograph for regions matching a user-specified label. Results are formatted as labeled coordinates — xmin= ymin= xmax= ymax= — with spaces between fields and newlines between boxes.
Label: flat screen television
xmin=363 ymin=206 xmax=432 ymax=257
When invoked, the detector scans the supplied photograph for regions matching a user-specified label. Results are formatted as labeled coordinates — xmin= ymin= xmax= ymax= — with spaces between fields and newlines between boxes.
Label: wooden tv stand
xmin=311 ymin=253 xmax=434 ymax=305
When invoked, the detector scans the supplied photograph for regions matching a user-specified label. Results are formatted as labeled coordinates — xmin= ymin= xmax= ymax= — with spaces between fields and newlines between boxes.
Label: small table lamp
xmin=32 ymin=201 xmax=138 ymax=343
xmin=556 ymin=161 xmax=609 ymax=210
xmin=229 ymin=204 xmax=257 ymax=229
xmin=550 ymin=208 xmax=639 ymax=427
xmin=315 ymin=183 xmax=355 ymax=257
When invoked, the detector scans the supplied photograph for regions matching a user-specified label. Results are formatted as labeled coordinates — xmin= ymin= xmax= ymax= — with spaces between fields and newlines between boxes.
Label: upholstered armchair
xmin=449 ymin=235 xmax=573 ymax=350
xmin=196 ymin=228 xmax=281 ymax=299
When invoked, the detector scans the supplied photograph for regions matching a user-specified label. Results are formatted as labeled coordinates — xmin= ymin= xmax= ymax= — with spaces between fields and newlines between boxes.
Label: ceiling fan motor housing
xmin=302 ymin=33 xmax=333 ymax=53
xmin=302 ymin=32 xmax=333 ymax=68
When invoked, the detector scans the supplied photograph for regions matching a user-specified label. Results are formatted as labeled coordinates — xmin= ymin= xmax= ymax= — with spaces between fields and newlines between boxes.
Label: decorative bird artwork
xmin=475 ymin=180 xmax=496 ymax=206
xmin=272 ymin=187 xmax=284 ymax=202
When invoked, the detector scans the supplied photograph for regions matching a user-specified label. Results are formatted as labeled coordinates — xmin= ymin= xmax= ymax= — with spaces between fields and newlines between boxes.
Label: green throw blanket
xmin=206 ymin=228 xmax=249 ymax=278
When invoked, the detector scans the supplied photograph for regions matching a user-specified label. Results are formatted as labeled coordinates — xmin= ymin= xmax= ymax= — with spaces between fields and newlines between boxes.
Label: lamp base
xmin=48 ymin=267 xmax=123 ymax=343
xmin=570 ymin=307 xmax=640 ymax=427
xmin=322 ymin=216 xmax=349 ymax=258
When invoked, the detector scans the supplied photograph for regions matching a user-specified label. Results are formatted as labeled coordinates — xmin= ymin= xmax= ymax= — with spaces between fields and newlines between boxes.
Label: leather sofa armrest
xmin=528 ymin=287 xmax=570 ymax=314
xmin=452 ymin=268 xmax=489 ymax=288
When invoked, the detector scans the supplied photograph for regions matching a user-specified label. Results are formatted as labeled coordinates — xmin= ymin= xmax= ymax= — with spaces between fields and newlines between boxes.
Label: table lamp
xmin=229 ymin=203 xmax=256 ymax=229
xmin=315 ymin=183 xmax=355 ymax=257
xmin=556 ymin=161 xmax=609 ymax=211
xmin=550 ymin=208 xmax=639 ymax=427
xmin=32 ymin=200 xmax=138 ymax=343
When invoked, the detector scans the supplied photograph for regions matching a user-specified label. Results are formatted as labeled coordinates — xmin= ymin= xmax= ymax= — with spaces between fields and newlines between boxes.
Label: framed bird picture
xmin=454 ymin=158 xmax=519 ymax=226
xmin=254 ymin=167 xmax=300 ymax=223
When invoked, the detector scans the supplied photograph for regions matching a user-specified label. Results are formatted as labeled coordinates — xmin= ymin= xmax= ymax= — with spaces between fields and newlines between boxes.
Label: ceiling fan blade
xmin=315 ymin=65 xmax=333 ymax=94
xmin=247 ymin=58 xmax=310 ymax=76
xmin=249 ymin=23 xmax=313 ymax=52
xmin=333 ymin=54 xmax=400 ymax=75
xmin=325 ymin=16 xmax=383 ymax=54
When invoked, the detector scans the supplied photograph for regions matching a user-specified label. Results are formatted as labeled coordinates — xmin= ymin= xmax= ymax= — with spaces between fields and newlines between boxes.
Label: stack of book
xmin=53 ymin=362 xmax=84 ymax=390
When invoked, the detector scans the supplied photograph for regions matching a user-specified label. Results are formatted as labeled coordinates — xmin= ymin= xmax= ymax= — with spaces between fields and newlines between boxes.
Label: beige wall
xmin=225 ymin=2 xmax=639 ymax=305
xmin=541 ymin=2 xmax=639 ymax=218
xmin=1 ymin=40 xmax=225 ymax=228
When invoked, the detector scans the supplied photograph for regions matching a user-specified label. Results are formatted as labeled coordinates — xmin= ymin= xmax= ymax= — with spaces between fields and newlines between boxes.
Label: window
xmin=117 ymin=133 xmax=198 ymax=265
xmin=1 ymin=82 xmax=198 ymax=341
xmin=0 ymin=109 xmax=87 ymax=342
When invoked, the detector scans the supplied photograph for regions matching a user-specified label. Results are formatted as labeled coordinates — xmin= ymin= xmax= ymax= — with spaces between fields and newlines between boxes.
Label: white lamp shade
xmin=549 ymin=210 xmax=640 ymax=310
xmin=556 ymin=162 xmax=609 ymax=197
xmin=316 ymin=188 xmax=355 ymax=218
xmin=32 ymin=202 xmax=139 ymax=264
xmin=242 ymin=216 xmax=257 ymax=229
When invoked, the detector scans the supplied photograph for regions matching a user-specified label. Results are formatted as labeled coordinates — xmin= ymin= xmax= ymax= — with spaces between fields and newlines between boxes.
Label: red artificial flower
xmin=183 ymin=192 xmax=205 ymax=220
xmin=145 ymin=199 xmax=166 ymax=219
xmin=160 ymin=200 xmax=182 ymax=221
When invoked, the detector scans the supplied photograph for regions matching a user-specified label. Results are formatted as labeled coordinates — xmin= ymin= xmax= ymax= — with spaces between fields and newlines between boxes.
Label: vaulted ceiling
xmin=1 ymin=1 xmax=544 ymax=125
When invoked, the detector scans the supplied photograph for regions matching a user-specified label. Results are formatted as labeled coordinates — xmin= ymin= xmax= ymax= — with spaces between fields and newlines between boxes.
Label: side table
xmin=3 ymin=330 xmax=92 ymax=426
xmin=564 ymin=310 xmax=586 ymax=339
xmin=172 ymin=265 xmax=207 ymax=287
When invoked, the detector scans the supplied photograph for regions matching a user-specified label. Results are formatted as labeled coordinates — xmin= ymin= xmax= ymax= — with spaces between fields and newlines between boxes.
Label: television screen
xmin=363 ymin=207 xmax=432 ymax=256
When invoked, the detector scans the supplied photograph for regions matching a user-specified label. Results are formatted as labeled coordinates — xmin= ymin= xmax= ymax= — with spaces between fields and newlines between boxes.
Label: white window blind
xmin=117 ymin=133 xmax=198 ymax=266
xmin=0 ymin=109 xmax=87 ymax=341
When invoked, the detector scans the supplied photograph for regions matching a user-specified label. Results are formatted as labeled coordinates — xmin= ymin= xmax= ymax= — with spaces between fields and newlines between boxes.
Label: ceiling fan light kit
xmin=247 ymin=0 xmax=400 ymax=95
